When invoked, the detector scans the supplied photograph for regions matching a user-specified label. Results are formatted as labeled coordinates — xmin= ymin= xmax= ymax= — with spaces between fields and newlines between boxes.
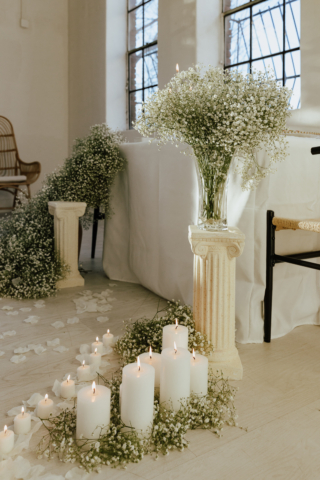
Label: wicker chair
xmin=0 ymin=116 xmax=41 ymax=209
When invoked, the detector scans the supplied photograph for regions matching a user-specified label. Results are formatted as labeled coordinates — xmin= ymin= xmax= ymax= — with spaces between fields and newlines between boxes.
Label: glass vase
xmin=195 ymin=157 xmax=233 ymax=231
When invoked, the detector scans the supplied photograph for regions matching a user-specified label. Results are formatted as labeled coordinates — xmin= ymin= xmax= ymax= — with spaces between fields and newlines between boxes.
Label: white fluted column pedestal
xmin=188 ymin=225 xmax=245 ymax=380
xmin=48 ymin=201 xmax=86 ymax=289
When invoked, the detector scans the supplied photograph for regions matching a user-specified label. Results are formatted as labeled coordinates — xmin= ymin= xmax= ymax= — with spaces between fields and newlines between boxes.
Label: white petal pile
xmin=53 ymin=346 xmax=69 ymax=353
xmin=73 ymin=290 xmax=114 ymax=314
xmin=10 ymin=355 xmax=27 ymax=364
xmin=24 ymin=316 xmax=40 ymax=324
xmin=19 ymin=307 xmax=32 ymax=312
xmin=47 ymin=338 xmax=60 ymax=347
xmin=3 ymin=331 xmax=16 ymax=337
xmin=51 ymin=321 xmax=65 ymax=329
xmin=34 ymin=300 xmax=46 ymax=309
xmin=67 ymin=317 xmax=79 ymax=324
xmin=2 ymin=306 xmax=13 ymax=311
xmin=14 ymin=347 xmax=30 ymax=354
xmin=6 ymin=311 xmax=19 ymax=316
xmin=97 ymin=316 xmax=109 ymax=323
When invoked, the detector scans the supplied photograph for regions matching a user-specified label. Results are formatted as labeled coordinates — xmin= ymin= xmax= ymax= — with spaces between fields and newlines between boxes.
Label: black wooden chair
xmin=264 ymin=146 xmax=320 ymax=342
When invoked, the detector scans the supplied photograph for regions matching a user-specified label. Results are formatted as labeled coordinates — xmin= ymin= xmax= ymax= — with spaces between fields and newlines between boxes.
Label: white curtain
xmin=103 ymin=136 xmax=320 ymax=343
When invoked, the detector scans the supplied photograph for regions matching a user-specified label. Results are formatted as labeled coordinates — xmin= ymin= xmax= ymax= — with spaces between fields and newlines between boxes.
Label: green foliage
xmin=114 ymin=301 xmax=214 ymax=364
xmin=0 ymin=125 xmax=125 ymax=299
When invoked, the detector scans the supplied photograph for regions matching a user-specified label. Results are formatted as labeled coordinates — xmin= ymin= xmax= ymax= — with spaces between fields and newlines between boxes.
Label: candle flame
xmin=92 ymin=381 xmax=96 ymax=395
xmin=96 ymin=336 xmax=99 ymax=342
xmin=175 ymin=318 xmax=178 ymax=329
xmin=149 ymin=346 xmax=152 ymax=359
xmin=94 ymin=348 xmax=98 ymax=355
xmin=176 ymin=63 xmax=179 ymax=73
xmin=21 ymin=407 xmax=25 ymax=416
xmin=82 ymin=360 xmax=85 ymax=367
xmin=174 ymin=342 xmax=177 ymax=354
xmin=137 ymin=356 xmax=141 ymax=371
xmin=192 ymin=348 xmax=196 ymax=360
xmin=4 ymin=425 xmax=7 ymax=434
xmin=45 ymin=394 xmax=48 ymax=402
xmin=107 ymin=329 xmax=110 ymax=334
xmin=67 ymin=375 xmax=70 ymax=383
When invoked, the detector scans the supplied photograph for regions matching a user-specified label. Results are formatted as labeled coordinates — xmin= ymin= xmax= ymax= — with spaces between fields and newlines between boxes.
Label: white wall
xmin=68 ymin=0 xmax=107 ymax=152
xmin=0 ymin=0 xmax=68 ymax=209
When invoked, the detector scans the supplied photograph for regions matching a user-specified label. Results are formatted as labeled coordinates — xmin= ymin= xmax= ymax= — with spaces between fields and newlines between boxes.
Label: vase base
xmin=198 ymin=218 xmax=228 ymax=231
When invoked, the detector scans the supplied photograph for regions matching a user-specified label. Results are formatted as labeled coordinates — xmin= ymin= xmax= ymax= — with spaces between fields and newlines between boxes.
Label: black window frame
xmin=128 ymin=0 xmax=158 ymax=129
xmin=223 ymin=0 xmax=301 ymax=108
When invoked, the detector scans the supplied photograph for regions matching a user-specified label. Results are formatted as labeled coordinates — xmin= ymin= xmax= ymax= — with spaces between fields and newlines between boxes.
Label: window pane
xmin=252 ymin=0 xmax=283 ymax=60
xmin=223 ymin=0 xmax=250 ymax=13
xmin=252 ymin=54 xmax=283 ymax=82
xmin=286 ymin=76 xmax=301 ymax=109
xmin=285 ymin=50 xmax=300 ymax=80
xmin=225 ymin=8 xmax=250 ymax=66
xmin=128 ymin=0 xmax=143 ymax=11
xmin=144 ymin=45 xmax=158 ymax=87
xmin=129 ymin=90 xmax=143 ymax=127
xmin=227 ymin=63 xmax=250 ymax=75
xmin=129 ymin=6 xmax=143 ymax=50
xmin=285 ymin=0 xmax=300 ymax=50
xmin=144 ymin=0 xmax=158 ymax=44
xmin=129 ymin=51 xmax=143 ymax=91
xmin=145 ymin=86 xmax=158 ymax=101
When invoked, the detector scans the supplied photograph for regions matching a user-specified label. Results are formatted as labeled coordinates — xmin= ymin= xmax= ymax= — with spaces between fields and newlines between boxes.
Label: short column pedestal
xmin=188 ymin=225 xmax=245 ymax=380
xmin=48 ymin=201 xmax=86 ymax=289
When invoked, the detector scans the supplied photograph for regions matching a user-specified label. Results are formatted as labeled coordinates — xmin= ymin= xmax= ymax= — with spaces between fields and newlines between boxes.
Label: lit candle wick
xmin=4 ymin=425 xmax=7 ymax=435
xmin=94 ymin=348 xmax=97 ymax=355
xmin=137 ymin=356 xmax=141 ymax=371
xmin=67 ymin=375 xmax=70 ymax=384
xmin=176 ymin=63 xmax=179 ymax=73
xmin=21 ymin=407 xmax=25 ymax=416
xmin=192 ymin=348 xmax=196 ymax=360
xmin=82 ymin=360 xmax=85 ymax=368
xmin=149 ymin=346 xmax=152 ymax=359
xmin=174 ymin=342 xmax=177 ymax=354
xmin=45 ymin=394 xmax=48 ymax=403
xmin=107 ymin=329 xmax=110 ymax=335
xmin=96 ymin=336 xmax=99 ymax=342
xmin=92 ymin=381 xmax=96 ymax=395
xmin=175 ymin=318 xmax=178 ymax=330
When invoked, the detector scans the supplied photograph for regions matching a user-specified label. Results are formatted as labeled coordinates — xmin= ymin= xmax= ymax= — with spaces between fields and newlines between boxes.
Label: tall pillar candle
xmin=121 ymin=357 xmax=155 ymax=433
xmin=76 ymin=382 xmax=111 ymax=441
xmin=162 ymin=319 xmax=188 ymax=350
xmin=0 ymin=426 xmax=14 ymax=454
xmin=160 ymin=345 xmax=190 ymax=411
xmin=139 ymin=347 xmax=161 ymax=388
xmin=190 ymin=350 xmax=208 ymax=396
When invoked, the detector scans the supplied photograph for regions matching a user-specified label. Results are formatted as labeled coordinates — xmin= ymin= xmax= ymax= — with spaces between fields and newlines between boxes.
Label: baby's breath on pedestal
xmin=114 ymin=300 xmax=213 ymax=364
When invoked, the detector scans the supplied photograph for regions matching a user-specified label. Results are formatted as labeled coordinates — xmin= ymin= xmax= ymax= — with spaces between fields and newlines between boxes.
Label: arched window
xmin=128 ymin=0 xmax=158 ymax=128
xmin=224 ymin=0 xmax=301 ymax=109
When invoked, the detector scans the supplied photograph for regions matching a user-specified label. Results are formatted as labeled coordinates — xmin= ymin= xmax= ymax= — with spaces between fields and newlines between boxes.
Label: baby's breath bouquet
xmin=135 ymin=66 xmax=292 ymax=230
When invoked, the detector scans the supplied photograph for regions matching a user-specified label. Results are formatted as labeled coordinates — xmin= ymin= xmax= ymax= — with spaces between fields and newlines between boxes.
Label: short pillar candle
xmin=190 ymin=349 xmax=208 ymax=396
xmin=89 ymin=348 xmax=101 ymax=369
xmin=162 ymin=319 xmax=188 ymax=350
xmin=60 ymin=375 xmax=76 ymax=399
xmin=77 ymin=361 xmax=92 ymax=382
xmin=0 ymin=426 xmax=14 ymax=454
xmin=91 ymin=337 xmax=104 ymax=354
xmin=37 ymin=394 xmax=54 ymax=419
xmin=121 ymin=357 xmax=155 ymax=433
xmin=76 ymin=382 xmax=111 ymax=441
xmin=160 ymin=344 xmax=190 ymax=411
xmin=103 ymin=330 xmax=114 ymax=348
xmin=14 ymin=407 xmax=31 ymax=435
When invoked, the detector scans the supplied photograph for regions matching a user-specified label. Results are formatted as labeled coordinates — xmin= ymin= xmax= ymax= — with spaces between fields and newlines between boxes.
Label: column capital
xmin=48 ymin=201 xmax=87 ymax=219
xmin=188 ymin=225 xmax=245 ymax=260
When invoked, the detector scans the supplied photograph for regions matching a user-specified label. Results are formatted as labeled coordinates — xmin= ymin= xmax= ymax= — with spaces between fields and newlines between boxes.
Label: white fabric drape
xmin=103 ymin=136 xmax=320 ymax=343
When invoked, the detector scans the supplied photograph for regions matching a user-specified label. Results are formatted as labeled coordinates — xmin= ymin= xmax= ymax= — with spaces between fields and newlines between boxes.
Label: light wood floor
xmin=1 ymin=221 xmax=320 ymax=479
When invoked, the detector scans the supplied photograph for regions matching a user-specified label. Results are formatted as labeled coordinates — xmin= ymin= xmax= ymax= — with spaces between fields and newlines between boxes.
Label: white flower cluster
xmin=135 ymin=65 xmax=292 ymax=190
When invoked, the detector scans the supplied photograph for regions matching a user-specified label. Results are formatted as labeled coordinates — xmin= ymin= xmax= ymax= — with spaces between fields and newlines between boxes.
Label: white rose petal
xmin=67 ymin=317 xmax=79 ymax=324
xmin=10 ymin=355 xmax=27 ymax=364
xmin=51 ymin=321 xmax=65 ymax=329
xmin=47 ymin=338 xmax=60 ymax=347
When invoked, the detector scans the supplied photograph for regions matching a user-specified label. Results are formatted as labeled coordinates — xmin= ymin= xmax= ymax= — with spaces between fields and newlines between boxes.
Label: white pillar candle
xmin=160 ymin=344 xmax=190 ymax=411
xmin=162 ymin=319 xmax=188 ymax=350
xmin=77 ymin=360 xmax=92 ymax=382
xmin=121 ymin=357 xmax=155 ymax=433
xmin=76 ymin=382 xmax=111 ymax=441
xmin=140 ymin=347 xmax=161 ymax=388
xmin=60 ymin=375 xmax=76 ymax=399
xmin=103 ymin=329 xmax=114 ymax=348
xmin=0 ymin=426 xmax=14 ymax=454
xmin=37 ymin=394 xmax=54 ymax=419
xmin=14 ymin=407 xmax=31 ymax=435
xmin=89 ymin=348 xmax=101 ymax=368
xmin=119 ymin=383 xmax=122 ymax=413
xmin=91 ymin=337 xmax=104 ymax=354
xmin=190 ymin=349 xmax=208 ymax=396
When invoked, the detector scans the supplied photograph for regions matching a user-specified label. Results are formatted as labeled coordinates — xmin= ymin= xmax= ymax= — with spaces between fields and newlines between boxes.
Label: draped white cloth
xmin=103 ymin=136 xmax=320 ymax=343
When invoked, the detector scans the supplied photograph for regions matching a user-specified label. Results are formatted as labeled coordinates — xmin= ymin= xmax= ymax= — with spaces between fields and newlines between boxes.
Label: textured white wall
xmin=0 ymin=0 xmax=68 ymax=209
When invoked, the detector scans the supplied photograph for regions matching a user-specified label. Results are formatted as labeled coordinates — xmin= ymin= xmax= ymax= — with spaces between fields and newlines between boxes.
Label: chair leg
xmin=27 ymin=185 xmax=31 ymax=199
xmin=13 ymin=189 xmax=17 ymax=209
xmin=264 ymin=210 xmax=275 ymax=343
xmin=91 ymin=207 xmax=99 ymax=259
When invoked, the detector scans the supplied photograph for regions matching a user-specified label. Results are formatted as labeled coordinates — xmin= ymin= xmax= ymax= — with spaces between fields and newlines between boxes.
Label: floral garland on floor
xmin=36 ymin=302 xmax=238 ymax=473
xmin=0 ymin=124 xmax=125 ymax=300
